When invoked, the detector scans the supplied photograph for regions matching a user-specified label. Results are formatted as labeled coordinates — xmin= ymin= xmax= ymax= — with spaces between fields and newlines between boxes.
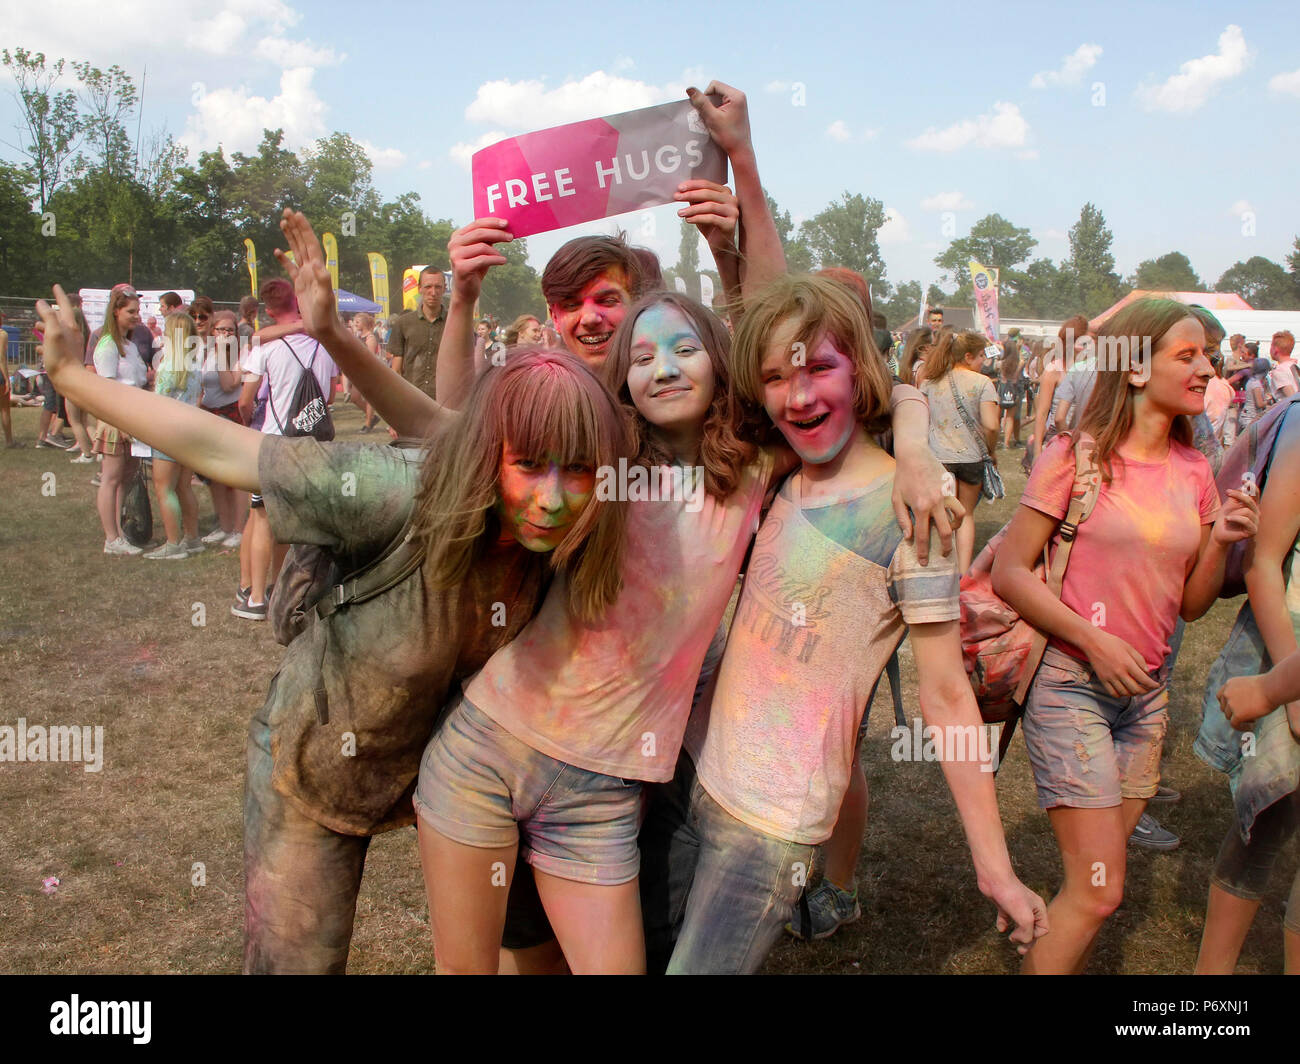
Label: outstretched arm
xmin=686 ymin=82 xmax=785 ymax=297
xmin=436 ymin=218 xmax=513 ymax=411
xmin=909 ymin=621 xmax=1049 ymax=955
xmin=276 ymin=210 xmax=451 ymax=438
xmin=674 ymin=179 xmax=741 ymax=309
xmin=38 ymin=286 xmax=262 ymax=492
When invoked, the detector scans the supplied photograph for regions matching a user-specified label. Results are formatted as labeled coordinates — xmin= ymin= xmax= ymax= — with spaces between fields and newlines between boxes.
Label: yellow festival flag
xmin=322 ymin=232 xmax=340 ymax=291
xmin=969 ymin=260 xmax=1001 ymax=342
xmin=243 ymin=238 xmax=258 ymax=296
xmin=402 ymin=266 xmax=427 ymax=311
xmin=367 ymin=253 xmax=390 ymax=318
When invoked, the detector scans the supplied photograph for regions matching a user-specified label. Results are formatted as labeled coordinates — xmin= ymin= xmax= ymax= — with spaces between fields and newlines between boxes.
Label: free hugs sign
xmin=471 ymin=98 xmax=728 ymax=238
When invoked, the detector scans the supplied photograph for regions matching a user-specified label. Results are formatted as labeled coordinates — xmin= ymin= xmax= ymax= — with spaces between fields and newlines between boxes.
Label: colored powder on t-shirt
xmin=1020 ymin=435 xmax=1220 ymax=671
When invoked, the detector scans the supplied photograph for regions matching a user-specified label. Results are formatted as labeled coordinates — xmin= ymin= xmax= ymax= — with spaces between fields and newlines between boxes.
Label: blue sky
xmin=3 ymin=0 xmax=1298 ymax=294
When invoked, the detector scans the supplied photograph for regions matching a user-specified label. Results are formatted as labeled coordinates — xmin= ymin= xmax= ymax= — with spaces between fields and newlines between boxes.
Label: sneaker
xmin=231 ymin=598 xmax=267 ymax=620
xmin=1130 ymin=812 xmax=1180 ymax=851
xmin=90 ymin=473 xmax=102 ymax=487
xmin=784 ymin=880 xmax=861 ymax=941
xmin=1149 ymin=785 xmax=1181 ymax=805
xmin=143 ymin=541 xmax=190 ymax=560
xmin=36 ymin=437 xmax=60 ymax=448
xmin=181 ymin=536 xmax=206 ymax=555
xmin=222 ymin=531 xmax=242 ymax=549
xmin=104 ymin=537 xmax=143 ymax=556
xmin=69 ymin=452 xmax=95 ymax=463
xmin=235 ymin=585 xmax=252 ymax=606
xmin=200 ymin=527 xmax=230 ymax=544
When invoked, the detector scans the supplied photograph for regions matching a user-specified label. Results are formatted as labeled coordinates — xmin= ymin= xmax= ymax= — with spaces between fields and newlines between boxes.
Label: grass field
xmin=0 ymin=400 xmax=1292 ymax=974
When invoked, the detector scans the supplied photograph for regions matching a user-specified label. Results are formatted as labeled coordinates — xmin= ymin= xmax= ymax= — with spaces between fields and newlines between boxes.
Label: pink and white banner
xmin=471 ymin=99 xmax=728 ymax=238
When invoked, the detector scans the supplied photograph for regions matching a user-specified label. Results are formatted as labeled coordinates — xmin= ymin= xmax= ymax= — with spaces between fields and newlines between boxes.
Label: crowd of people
xmin=14 ymin=79 xmax=1300 ymax=977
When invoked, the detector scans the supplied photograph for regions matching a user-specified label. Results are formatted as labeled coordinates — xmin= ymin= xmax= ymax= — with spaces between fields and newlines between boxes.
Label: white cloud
xmin=1228 ymin=199 xmax=1254 ymax=217
xmin=878 ymin=207 xmax=911 ymax=246
xmin=464 ymin=72 xmax=675 ymax=130
xmin=906 ymin=102 xmax=1029 ymax=152
xmin=357 ymin=140 xmax=406 ymax=171
xmin=1043 ymin=228 xmax=1068 ymax=240
xmin=417 ymin=160 xmax=432 ymax=170
xmin=253 ymin=37 xmax=342 ymax=68
xmin=920 ymin=192 xmax=972 ymax=212
xmin=826 ymin=120 xmax=852 ymax=142
xmin=1269 ymin=69 xmax=1300 ymax=96
xmin=1031 ymin=43 xmax=1102 ymax=88
xmin=180 ymin=66 xmax=328 ymax=156
xmin=1137 ymin=24 xmax=1251 ymax=112
xmin=449 ymin=130 xmax=510 ymax=170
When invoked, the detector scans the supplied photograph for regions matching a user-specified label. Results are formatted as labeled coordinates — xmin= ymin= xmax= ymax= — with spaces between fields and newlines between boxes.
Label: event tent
xmin=1087 ymin=289 xmax=1252 ymax=331
xmin=335 ymin=288 xmax=382 ymax=314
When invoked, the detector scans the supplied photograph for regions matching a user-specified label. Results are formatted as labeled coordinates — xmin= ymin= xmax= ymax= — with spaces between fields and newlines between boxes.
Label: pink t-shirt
xmin=464 ymin=453 xmax=773 ymax=781
xmin=1021 ymin=435 xmax=1220 ymax=671
xmin=1205 ymin=376 xmax=1235 ymax=435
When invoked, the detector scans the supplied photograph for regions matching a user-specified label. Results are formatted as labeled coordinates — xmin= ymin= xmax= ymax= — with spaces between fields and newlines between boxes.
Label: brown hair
xmin=504 ymin=314 xmax=540 ymax=346
xmin=239 ymin=295 xmax=258 ymax=319
xmin=189 ymin=295 xmax=215 ymax=320
xmin=1074 ymin=298 xmax=1198 ymax=483
xmin=900 ymin=327 xmax=933 ymax=385
xmin=259 ymin=278 xmax=297 ymax=316
xmin=104 ymin=288 xmax=139 ymax=354
xmin=352 ymin=312 xmax=375 ymax=332
xmin=1057 ymin=314 xmax=1091 ymax=368
xmin=602 ymin=292 xmax=756 ymax=499
xmin=414 ymin=347 xmax=631 ymax=622
xmin=542 ymin=233 xmax=650 ymax=308
xmin=920 ymin=329 xmax=986 ymax=383
xmin=816 ymin=266 xmax=873 ymax=319
xmin=731 ymin=274 xmax=893 ymax=437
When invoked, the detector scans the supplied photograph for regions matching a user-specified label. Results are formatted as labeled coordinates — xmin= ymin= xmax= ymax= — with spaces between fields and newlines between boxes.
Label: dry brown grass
xmin=0 ymin=404 xmax=1291 ymax=973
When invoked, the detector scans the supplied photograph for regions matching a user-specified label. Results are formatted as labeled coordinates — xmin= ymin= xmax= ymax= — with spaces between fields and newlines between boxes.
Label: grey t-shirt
xmin=1055 ymin=363 xmax=1098 ymax=431
xmin=256 ymin=436 xmax=548 ymax=835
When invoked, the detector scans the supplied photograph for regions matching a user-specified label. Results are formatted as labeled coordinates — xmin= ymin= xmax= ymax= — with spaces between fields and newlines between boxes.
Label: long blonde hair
xmin=104 ymin=289 xmax=138 ymax=355
xmin=414 ymin=347 xmax=632 ymax=622
xmin=159 ymin=312 xmax=195 ymax=393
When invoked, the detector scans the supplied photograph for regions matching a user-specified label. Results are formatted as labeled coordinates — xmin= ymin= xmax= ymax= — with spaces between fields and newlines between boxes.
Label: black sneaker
xmin=1130 ymin=812 xmax=1180 ymax=851
xmin=231 ymin=598 xmax=266 ymax=621
xmin=1149 ymin=785 xmax=1181 ymax=805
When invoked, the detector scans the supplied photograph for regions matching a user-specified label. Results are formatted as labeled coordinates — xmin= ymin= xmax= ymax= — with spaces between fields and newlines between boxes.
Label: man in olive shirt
xmin=386 ymin=267 xmax=446 ymax=399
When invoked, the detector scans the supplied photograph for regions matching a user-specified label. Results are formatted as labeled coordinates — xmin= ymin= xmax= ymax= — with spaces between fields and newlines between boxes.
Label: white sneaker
xmin=181 ymin=536 xmax=206 ymax=555
xmin=143 ymin=541 xmax=189 ymax=560
xmin=200 ymin=528 xmax=229 ymax=544
xmin=104 ymin=537 xmax=143 ymax=556
xmin=222 ymin=531 xmax=243 ymax=549
xmin=69 ymin=452 xmax=95 ymax=464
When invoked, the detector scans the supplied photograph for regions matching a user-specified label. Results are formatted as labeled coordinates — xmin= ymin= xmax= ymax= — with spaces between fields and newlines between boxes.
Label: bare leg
xmin=65 ymin=399 xmax=94 ymax=454
xmin=1195 ymin=884 xmax=1261 ymax=974
xmin=1021 ymin=802 xmax=1138 ymax=975
xmin=498 ymin=941 xmax=569 ymax=975
xmin=955 ymin=479 xmax=981 ymax=574
xmin=533 ymin=870 xmax=645 ymax=974
xmin=152 ymin=457 xmax=183 ymax=544
xmin=97 ymin=451 xmax=128 ymax=540
xmin=821 ymin=751 xmax=868 ymax=890
xmin=176 ymin=464 xmax=199 ymax=539
xmin=416 ymin=818 xmax=515 ymax=975
xmin=248 ymin=508 xmax=273 ymax=604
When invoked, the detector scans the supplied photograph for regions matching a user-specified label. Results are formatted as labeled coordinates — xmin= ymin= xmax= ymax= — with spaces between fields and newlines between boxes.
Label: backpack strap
xmin=307 ymin=513 xmax=426 ymax=725
xmin=264 ymin=339 xmax=323 ymax=435
xmin=1011 ymin=434 xmax=1101 ymax=707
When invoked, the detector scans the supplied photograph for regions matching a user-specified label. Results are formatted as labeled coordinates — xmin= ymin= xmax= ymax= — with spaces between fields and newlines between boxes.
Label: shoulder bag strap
xmin=1011 ymin=434 xmax=1101 ymax=706
xmin=947 ymin=371 xmax=993 ymax=462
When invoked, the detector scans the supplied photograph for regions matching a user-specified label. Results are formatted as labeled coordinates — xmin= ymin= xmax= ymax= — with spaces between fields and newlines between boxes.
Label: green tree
xmin=879 ymin=279 xmax=923 ymax=330
xmin=0 ymin=162 xmax=41 ymax=292
xmin=1216 ymin=256 xmax=1299 ymax=310
xmin=800 ymin=191 xmax=887 ymax=288
xmin=669 ymin=218 xmax=701 ymax=301
xmin=1064 ymin=202 xmax=1123 ymax=317
xmin=71 ymin=61 xmax=137 ymax=178
xmin=1131 ymin=251 xmax=1201 ymax=292
xmin=479 ymin=236 xmax=543 ymax=323
xmin=1010 ymin=258 xmax=1079 ymax=320
xmin=1 ymin=47 xmax=82 ymax=212
xmin=934 ymin=213 xmax=1037 ymax=292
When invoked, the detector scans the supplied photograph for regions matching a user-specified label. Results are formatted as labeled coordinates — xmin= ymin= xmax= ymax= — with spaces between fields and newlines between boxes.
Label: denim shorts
xmin=413 ymin=697 xmax=642 ymax=886
xmin=1022 ymin=646 xmax=1169 ymax=809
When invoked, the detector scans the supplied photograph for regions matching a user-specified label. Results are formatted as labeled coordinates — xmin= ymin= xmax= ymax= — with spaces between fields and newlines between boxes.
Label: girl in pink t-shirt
xmin=992 ymin=298 xmax=1259 ymax=974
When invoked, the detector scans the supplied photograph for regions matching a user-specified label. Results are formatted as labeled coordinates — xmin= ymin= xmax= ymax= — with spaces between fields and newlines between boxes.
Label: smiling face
xmin=549 ymin=269 xmax=632 ymax=368
xmin=1134 ymin=317 xmax=1213 ymax=417
xmin=494 ymin=442 xmax=597 ymax=553
xmin=760 ymin=321 xmax=859 ymax=466
xmin=117 ymin=298 xmax=141 ymax=333
xmin=520 ymin=317 xmax=544 ymax=344
xmin=625 ymin=303 xmax=716 ymax=436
